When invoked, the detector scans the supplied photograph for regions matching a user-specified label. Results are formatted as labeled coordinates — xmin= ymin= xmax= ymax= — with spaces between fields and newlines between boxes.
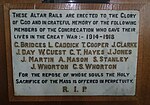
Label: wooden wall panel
xmin=0 ymin=4 xmax=8 ymax=105
xmin=0 ymin=0 xmax=149 ymax=4
xmin=0 ymin=0 xmax=9 ymax=3
xmin=6 ymin=0 xmax=150 ymax=4
xmin=140 ymin=3 xmax=150 ymax=105
xmin=9 ymin=0 xmax=41 ymax=3
xmin=110 ymin=0 xmax=148 ymax=3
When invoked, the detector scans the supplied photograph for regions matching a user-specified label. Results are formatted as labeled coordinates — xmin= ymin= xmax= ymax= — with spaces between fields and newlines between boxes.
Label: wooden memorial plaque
xmin=4 ymin=1 xmax=150 ymax=105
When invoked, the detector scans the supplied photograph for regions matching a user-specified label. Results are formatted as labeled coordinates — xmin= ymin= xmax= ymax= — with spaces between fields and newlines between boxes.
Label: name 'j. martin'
xmin=21 ymin=55 xmax=125 ymax=70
